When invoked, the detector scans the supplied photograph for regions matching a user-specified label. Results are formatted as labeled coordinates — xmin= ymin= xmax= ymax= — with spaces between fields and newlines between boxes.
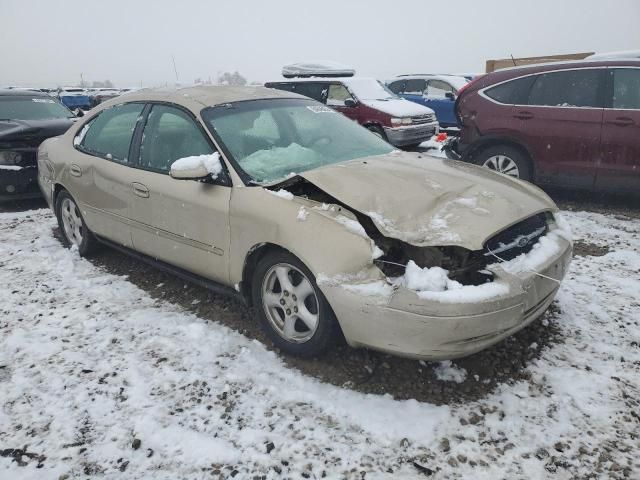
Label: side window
xmin=79 ymin=103 xmax=144 ymax=162
xmin=528 ymin=69 xmax=602 ymax=108
xmin=484 ymin=76 xmax=536 ymax=105
xmin=292 ymin=83 xmax=328 ymax=103
xmin=426 ymin=80 xmax=454 ymax=98
xmin=403 ymin=79 xmax=426 ymax=94
xmin=611 ymin=69 xmax=640 ymax=109
xmin=327 ymin=84 xmax=354 ymax=106
xmin=387 ymin=81 xmax=405 ymax=94
xmin=139 ymin=105 xmax=213 ymax=173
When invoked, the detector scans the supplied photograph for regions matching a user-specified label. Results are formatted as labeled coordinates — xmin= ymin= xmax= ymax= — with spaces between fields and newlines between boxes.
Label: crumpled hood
xmin=298 ymin=152 xmax=557 ymax=250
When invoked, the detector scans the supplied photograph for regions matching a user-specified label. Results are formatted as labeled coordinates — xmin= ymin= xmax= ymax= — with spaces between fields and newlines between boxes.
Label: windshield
xmin=0 ymin=96 xmax=73 ymax=120
xmin=344 ymin=78 xmax=398 ymax=101
xmin=202 ymin=98 xmax=394 ymax=183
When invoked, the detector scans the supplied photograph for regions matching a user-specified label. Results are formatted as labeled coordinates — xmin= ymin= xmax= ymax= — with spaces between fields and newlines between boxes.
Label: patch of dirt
xmin=573 ymin=240 xmax=610 ymax=257
xmin=68 ymin=226 xmax=565 ymax=406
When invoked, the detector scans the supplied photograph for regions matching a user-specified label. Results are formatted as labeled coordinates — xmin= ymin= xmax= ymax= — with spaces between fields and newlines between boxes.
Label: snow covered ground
xmin=1 ymin=208 xmax=638 ymax=479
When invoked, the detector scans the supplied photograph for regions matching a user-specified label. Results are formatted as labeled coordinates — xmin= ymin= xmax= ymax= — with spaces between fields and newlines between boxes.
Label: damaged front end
xmin=269 ymin=175 xmax=554 ymax=292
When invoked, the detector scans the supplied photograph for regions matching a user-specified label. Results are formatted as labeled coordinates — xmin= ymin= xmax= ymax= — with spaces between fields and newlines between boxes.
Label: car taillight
xmin=457 ymin=74 xmax=487 ymax=95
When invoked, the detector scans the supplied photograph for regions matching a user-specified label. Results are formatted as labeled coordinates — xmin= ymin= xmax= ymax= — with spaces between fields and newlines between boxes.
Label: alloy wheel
xmin=261 ymin=263 xmax=320 ymax=343
xmin=60 ymin=197 xmax=84 ymax=246
xmin=483 ymin=155 xmax=520 ymax=177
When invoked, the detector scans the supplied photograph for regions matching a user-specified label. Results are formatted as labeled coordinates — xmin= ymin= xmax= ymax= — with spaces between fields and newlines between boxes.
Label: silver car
xmin=38 ymin=86 xmax=572 ymax=359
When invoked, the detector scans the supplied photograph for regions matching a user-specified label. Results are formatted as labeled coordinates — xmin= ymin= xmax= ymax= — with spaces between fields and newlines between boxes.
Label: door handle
xmin=513 ymin=111 xmax=533 ymax=120
xmin=607 ymin=117 xmax=634 ymax=127
xmin=70 ymin=164 xmax=82 ymax=177
xmin=132 ymin=182 xmax=149 ymax=198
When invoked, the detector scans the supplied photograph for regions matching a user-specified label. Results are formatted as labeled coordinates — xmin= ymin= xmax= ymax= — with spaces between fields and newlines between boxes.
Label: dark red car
xmin=451 ymin=59 xmax=640 ymax=193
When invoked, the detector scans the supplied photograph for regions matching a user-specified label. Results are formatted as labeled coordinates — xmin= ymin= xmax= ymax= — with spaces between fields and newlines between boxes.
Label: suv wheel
xmin=252 ymin=251 xmax=337 ymax=357
xmin=475 ymin=145 xmax=532 ymax=181
xmin=55 ymin=190 xmax=98 ymax=256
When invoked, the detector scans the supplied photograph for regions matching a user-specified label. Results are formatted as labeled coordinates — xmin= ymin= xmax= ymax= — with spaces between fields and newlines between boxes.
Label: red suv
xmin=265 ymin=77 xmax=439 ymax=148
xmin=452 ymin=59 xmax=640 ymax=194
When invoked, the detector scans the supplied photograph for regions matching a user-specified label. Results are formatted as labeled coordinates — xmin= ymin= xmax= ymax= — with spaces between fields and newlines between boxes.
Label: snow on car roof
xmin=586 ymin=49 xmax=640 ymax=60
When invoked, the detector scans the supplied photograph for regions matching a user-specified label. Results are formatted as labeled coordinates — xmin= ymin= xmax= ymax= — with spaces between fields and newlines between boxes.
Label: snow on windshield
xmin=343 ymin=78 xmax=397 ymax=100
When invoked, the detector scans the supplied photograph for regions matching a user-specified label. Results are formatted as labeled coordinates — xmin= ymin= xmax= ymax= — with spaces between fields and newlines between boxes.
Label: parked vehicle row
xmin=446 ymin=58 xmax=640 ymax=194
xmin=37 ymin=86 xmax=572 ymax=360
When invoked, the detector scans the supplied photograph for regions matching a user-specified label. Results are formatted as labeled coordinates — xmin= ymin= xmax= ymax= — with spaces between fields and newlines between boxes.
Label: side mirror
xmin=74 ymin=109 xmax=85 ymax=117
xmin=344 ymin=98 xmax=357 ymax=108
xmin=445 ymin=91 xmax=456 ymax=101
xmin=170 ymin=153 xmax=222 ymax=181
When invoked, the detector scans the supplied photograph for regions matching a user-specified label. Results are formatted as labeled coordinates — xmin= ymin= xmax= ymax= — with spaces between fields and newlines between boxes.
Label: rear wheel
xmin=55 ymin=190 xmax=98 ymax=256
xmin=251 ymin=251 xmax=337 ymax=357
xmin=475 ymin=145 xmax=532 ymax=181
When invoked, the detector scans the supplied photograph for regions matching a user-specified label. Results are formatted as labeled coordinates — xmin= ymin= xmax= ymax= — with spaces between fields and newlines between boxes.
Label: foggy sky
xmin=1 ymin=0 xmax=638 ymax=88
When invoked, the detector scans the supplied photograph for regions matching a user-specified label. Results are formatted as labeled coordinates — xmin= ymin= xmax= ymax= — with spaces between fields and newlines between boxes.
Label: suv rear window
xmin=528 ymin=69 xmax=602 ymax=108
xmin=484 ymin=76 xmax=536 ymax=104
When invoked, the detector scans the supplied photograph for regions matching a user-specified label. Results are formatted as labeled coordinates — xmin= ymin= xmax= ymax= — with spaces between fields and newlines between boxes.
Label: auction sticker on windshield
xmin=306 ymin=105 xmax=336 ymax=113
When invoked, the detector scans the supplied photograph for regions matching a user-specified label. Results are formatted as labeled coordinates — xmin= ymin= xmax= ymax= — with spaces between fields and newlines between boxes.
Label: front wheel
xmin=475 ymin=145 xmax=532 ymax=181
xmin=55 ymin=190 xmax=98 ymax=256
xmin=251 ymin=251 xmax=337 ymax=357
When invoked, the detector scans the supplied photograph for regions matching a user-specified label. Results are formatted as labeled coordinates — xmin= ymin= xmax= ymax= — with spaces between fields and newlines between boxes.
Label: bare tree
xmin=217 ymin=71 xmax=247 ymax=86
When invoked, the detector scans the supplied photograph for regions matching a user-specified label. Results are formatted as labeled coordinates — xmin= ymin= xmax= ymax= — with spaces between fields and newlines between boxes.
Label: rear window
xmin=268 ymin=83 xmax=328 ymax=103
xmin=484 ymin=76 xmax=536 ymax=105
xmin=528 ymin=69 xmax=602 ymax=108
xmin=611 ymin=68 xmax=640 ymax=109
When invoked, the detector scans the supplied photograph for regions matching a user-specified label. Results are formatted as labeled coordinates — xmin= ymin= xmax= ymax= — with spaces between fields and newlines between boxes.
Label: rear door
xmin=397 ymin=78 xmax=427 ymax=108
xmin=597 ymin=67 xmax=640 ymax=193
xmin=128 ymin=103 xmax=231 ymax=283
xmin=517 ymin=68 xmax=605 ymax=187
xmin=72 ymin=102 xmax=146 ymax=247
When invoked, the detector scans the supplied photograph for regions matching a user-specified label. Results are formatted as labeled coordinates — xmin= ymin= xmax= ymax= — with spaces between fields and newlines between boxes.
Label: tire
xmin=251 ymin=250 xmax=337 ymax=357
xmin=55 ymin=190 xmax=98 ymax=256
xmin=474 ymin=145 xmax=532 ymax=181
xmin=366 ymin=124 xmax=387 ymax=142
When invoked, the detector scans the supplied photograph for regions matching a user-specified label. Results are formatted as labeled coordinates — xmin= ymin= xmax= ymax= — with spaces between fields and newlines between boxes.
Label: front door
xmin=597 ymin=67 xmax=640 ymax=193
xmin=71 ymin=102 xmax=146 ymax=247
xmin=128 ymin=104 xmax=231 ymax=283
xmin=424 ymin=79 xmax=458 ymax=127
xmin=326 ymin=83 xmax=360 ymax=122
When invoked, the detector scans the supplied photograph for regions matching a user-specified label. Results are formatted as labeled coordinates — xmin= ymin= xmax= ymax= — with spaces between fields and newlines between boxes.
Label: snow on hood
xmin=298 ymin=152 xmax=556 ymax=250
xmin=361 ymin=98 xmax=434 ymax=117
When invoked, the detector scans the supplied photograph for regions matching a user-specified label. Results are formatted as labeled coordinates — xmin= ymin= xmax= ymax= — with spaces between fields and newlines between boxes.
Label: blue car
xmin=57 ymin=88 xmax=92 ymax=111
xmin=387 ymin=75 xmax=469 ymax=129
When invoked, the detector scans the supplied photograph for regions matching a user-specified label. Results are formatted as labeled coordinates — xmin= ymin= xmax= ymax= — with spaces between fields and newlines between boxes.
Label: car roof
xmin=0 ymin=88 xmax=51 ymax=97
xmin=495 ymin=58 xmax=640 ymax=73
xmin=95 ymin=85 xmax=304 ymax=112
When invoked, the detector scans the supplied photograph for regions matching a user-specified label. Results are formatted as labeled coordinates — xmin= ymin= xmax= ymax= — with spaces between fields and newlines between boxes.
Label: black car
xmin=0 ymin=89 xmax=75 ymax=201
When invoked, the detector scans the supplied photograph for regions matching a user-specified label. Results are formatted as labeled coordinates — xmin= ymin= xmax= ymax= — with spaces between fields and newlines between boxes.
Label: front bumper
xmin=321 ymin=236 xmax=572 ymax=360
xmin=0 ymin=165 xmax=41 ymax=202
xmin=383 ymin=121 xmax=439 ymax=147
